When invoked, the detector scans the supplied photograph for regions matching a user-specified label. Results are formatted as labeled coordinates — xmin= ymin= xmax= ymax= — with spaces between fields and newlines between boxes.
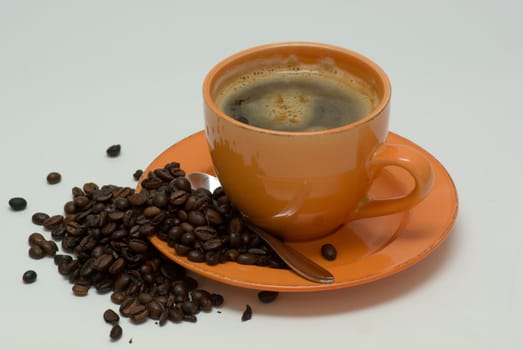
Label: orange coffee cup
xmin=203 ymin=42 xmax=434 ymax=241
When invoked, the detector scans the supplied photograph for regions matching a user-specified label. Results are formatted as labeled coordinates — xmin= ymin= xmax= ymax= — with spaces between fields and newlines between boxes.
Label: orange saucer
xmin=144 ymin=131 xmax=458 ymax=292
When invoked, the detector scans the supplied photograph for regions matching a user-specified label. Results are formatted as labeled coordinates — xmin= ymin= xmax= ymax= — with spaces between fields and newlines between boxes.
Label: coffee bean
xmin=109 ymin=325 xmax=123 ymax=341
xmin=72 ymin=283 xmax=89 ymax=296
xmin=168 ymin=307 xmax=184 ymax=323
xmin=22 ymin=270 xmax=37 ymax=283
xmin=258 ymin=291 xmax=279 ymax=303
xmin=42 ymin=240 xmax=58 ymax=257
xmin=111 ymin=292 xmax=126 ymax=305
xmin=236 ymin=253 xmax=258 ymax=265
xmin=28 ymin=232 xmax=46 ymax=246
xmin=133 ymin=169 xmax=143 ymax=181
xmin=29 ymin=245 xmax=46 ymax=259
xmin=93 ymin=254 xmax=114 ymax=271
xmin=187 ymin=249 xmax=205 ymax=262
xmin=32 ymin=212 xmax=50 ymax=225
xmin=131 ymin=309 xmax=149 ymax=324
xmin=147 ymin=300 xmax=164 ymax=320
xmin=103 ymin=309 xmax=120 ymax=325
xmin=321 ymin=243 xmax=337 ymax=261
xmin=106 ymin=144 xmax=121 ymax=157
xmin=209 ymin=293 xmax=224 ymax=307
xmin=46 ymin=172 xmax=62 ymax=184
xmin=8 ymin=197 xmax=27 ymax=211
xmin=241 ymin=304 xmax=252 ymax=321
xmin=43 ymin=215 xmax=64 ymax=230
xmin=171 ymin=176 xmax=192 ymax=192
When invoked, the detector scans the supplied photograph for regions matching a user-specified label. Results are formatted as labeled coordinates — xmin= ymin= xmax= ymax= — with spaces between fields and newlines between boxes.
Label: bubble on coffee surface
xmin=216 ymin=60 xmax=377 ymax=132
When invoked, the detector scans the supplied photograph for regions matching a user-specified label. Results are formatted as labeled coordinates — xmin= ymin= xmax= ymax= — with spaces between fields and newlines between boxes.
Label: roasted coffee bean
xmin=51 ymin=224 xmax=66 ymax=240
xmin=153 ymin=168 xmax=174 ymax=182
xmin=187 ymin=249 xmax=205 ymax=262
xmin=108 ymin=257 xmax=126 ymax=275
xmin=131 ymin=309 xmax=149 ymax=324
xmin=128 ymin=239 xmax=148 ymax=254
xmin=236 ymin=253 xmax=258 ymax=265
xmin=169 ymin=190 xmax=188 ymax=206
xmin=106 ymin=144 xmax=121 ymax=157
xmin=32 ymin=212 xmax=50 ymax=225
xmin=143 ymin=206 xmax=161 ymax=217
xmin=158 ymin=308 xmax=169 ymax=326
xmin=42 ymin=240 xmax=58 ymax=256
xmin=147 ymin=300 xmax=164 ymax=320
xmin=109 ymin=325 xmax=123 ymax=341
xmin=54 ymin=254 xmax=72 ymax=266
xmin=72 ymin=283 xmax=89 ymax=296
xmin=128 ymin=192 xmax=148 ymax=206
xmin=43 ymin=215 xmax=64 ymax=230
xmin=187 ymin=210 xmax=206 ymax=226
xmin=180 ymin=231 xmax=196 ymax=246
xmin=29 ymin=245 xmax=46 ymax=259
xmin=46 ymin=172 xmax=62 ymax=184
xmin=209 ymin=293 xmax=224 ymax=307
xmin=181 ymin=301 xmax=200 ymax=315
xmin=202 ymin=238 xmax=222 ymax=251
xmin=258 ymin=291 xmax=279 ymax=303
xmin=8 ymin=197 xmax=27 ymax=211
xmin=321 ymin=243 xmax=337 ymax=261
xmin=171 ymin=176 xmax=191 ymax=192
xmin=111 ymin=292 xmax=126 ymax=304
xmin=133 ymin=169 xmax=143 ymax=181
xmin=205 ymin=208 xmax=223 ymax=225
xmin=28 ymin=232 xmax=46 ymax=246
xmin=103 ymin=309 xmax=120 ymax=325
xmin=22 ymin=270 xmax=37 ymax=283
xmin=241 ymin=304 xmax=252 ymax=321
xmin=194 ymin=226 xmax=217 ymax=241
xmin=93 ymin=254 xmax=114 ymax=271
xmin=168 ymin=307 xmax=184 ymax=323
xmin=204 ymin=251 xmax=221 ymax=265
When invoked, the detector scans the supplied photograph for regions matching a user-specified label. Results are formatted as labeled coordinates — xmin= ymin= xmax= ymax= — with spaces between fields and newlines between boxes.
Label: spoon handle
xmin=245 ymin=222 xmax=334 ymax=284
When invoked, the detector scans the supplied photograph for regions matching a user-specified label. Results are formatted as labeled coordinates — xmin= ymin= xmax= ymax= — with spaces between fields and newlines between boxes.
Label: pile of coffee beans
xmin=139 ymin=162 xmax=287 ymax=269
xmin=22 ymin=161 xmax=285 ymax=340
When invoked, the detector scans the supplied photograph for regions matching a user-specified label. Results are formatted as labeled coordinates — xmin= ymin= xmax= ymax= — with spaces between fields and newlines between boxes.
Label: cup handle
xmin=351 ymin=143 xmax=434 ymax=220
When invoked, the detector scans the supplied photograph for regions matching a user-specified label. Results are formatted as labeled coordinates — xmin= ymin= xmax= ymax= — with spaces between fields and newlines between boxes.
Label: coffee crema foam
xmin=215 ymin=59 xmax=378 ymax=132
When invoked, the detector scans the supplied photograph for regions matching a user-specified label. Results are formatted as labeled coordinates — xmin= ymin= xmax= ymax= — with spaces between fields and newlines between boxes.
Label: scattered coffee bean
xmin=110 ymin=325 xmax=123 ymax=341
xmin=321 ymin=243 xmax=337 ymax=261
xmin=20 ymin=162 xmax=291 ymax=340
xmin=133 ymin=169 xmax=144 ymax=181
xmin=103 ymin=309 xmax=120 ymax=325
xmin=46 ymin=172 xmax=62 ymax=184
xmin=28 ymin=245 xmax=46 ymax=259
xmin=241 ymin=304 xmax=252 ymax=321
xmin=106 ymin=144 xmax=121 ymax=157
xmin=72 ymin=283 xmax=89 ymax=296
xmin=257 ymin=291 xmax=279 ymax=303
xmin=22 ymin=270 xmax=37 ymax=283
xmin=31 ymin=212 xmax=50 ymax=225
xmin=8 ymin=197 xmax=27 ymax=211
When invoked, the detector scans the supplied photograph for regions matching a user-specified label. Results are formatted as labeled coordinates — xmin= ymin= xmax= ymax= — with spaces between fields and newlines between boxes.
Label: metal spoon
xmin=186 ymin=172 xmax=334 ymax=284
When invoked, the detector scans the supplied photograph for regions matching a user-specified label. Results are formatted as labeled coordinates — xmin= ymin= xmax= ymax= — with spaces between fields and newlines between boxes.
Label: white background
xmin=1 ymin=0 xmax=522 ymax=349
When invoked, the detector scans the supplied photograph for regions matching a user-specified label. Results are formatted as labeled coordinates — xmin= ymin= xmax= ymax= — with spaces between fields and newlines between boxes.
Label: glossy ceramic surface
xmin=203 ymin=42 xmax=434 ymax=241
xmin=143 ymin=130 xmax=458 ymax=292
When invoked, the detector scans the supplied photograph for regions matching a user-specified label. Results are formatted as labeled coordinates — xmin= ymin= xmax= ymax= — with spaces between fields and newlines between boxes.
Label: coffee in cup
xmin=214 ymin=57 xmax=378 ymax=132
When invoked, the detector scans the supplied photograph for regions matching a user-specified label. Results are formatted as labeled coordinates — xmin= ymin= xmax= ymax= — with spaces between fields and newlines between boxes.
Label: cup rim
xmin=203 ymin=41 xmax=392 ymax=136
